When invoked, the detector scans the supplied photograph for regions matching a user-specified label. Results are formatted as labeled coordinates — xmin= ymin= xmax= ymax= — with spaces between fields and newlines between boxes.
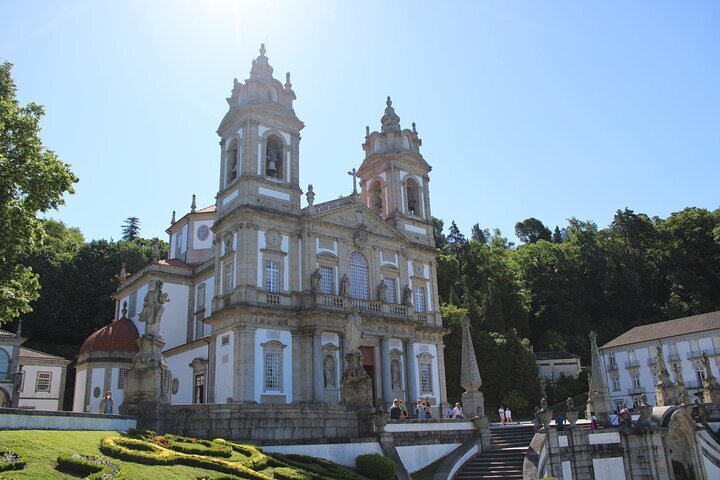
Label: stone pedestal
xmin=539 ymin=408 xmax=553 ymax=432
xmin=341 ymin=350 xmax=372 ymax=407
xmin=120 ymin=334 xmax=172 ymax=430
xmin=461 ymin=390 xmax=485 ymax=419
xmin=566 ymin=410 xmax=578 ymax=428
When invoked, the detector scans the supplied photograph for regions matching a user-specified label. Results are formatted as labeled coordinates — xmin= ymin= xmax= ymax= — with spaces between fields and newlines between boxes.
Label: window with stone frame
xmin=262 ymin=340 xmax=285 ymax=392
xmin=194 ymin=373 xmax=205 ymax=404
xmin=117 ymin=368 xmax=126 ymax=390
xmin=349 ymin=252 xmax=369 ymax=299
xmin=223 ymin=259 xmax=233 ymax=295
xmin=35 ymin=371 xmax=51 ymax=392
xmin=194 ymin=315 xmax=206 ymax=340
xmin=320 ymin=265 xmax=334 ymax=295
xmin=265 ymin=260 xmax=280 ymax=293
xmin=0 ymin=349 xmax=10 ymax=381
xmin=383 ymin=277 xmax=397 ymax=304
xmin=696 ymin=364 xmax=706 ymax=385
xmin=414 ymin=285 xmax=426 ymax=312
xmin=608 ymin=352 xmax=617 ymax=369
xmin=417 ymin=352 xmax=434 ymax=395
xmin=630 ymin=370 xmax=641 ymax=389
xmin=265 ymin=135 xmax=283 ymax=179
xmin=196 ymin=283 xmax=206 ymax=311
xmin=405 ymin=177 xmax=420 ymax=216
xmin=611 ymin=374 xmax=621 ymax=391
xmin=369 ymin=179 xmax=383 ymax=215
xmin=174 ymin=231 xmax=183 ymax=259
xmin=128 ymin=291 xmax=137 ymax=318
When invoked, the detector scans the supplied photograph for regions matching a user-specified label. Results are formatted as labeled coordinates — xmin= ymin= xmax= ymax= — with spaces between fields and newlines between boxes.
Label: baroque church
xmin=73 ymin=45 xmax=447 ymax=415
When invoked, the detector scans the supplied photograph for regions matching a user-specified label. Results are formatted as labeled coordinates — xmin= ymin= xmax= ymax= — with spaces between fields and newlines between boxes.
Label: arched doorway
xmin=666 ymin=409 xmax=704 ymax=479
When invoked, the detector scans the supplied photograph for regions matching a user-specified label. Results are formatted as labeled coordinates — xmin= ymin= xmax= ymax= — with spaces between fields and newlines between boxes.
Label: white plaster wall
xmin=119 ymin=282 xmax=149 ymax=330
xmin=19 ymin=364 xmax=64 ymax=411
xmin=397 ymin=443 xmax=460 ymax=473
xmin=0 ymin=412 xmax=136 ymax=431
xmin=261 ymin=442 xmax=383 ymax=468
xmin=153 ymin=283 xmax=190 ymax=351
xmin=193 ymin=220 xmax=214 ymax=250
xmin=167 ymin=344 xmax=207 ymax=405
xmin=88 ymin=368 xmax=106 ymax=413
xmin=215 ymin=332 xmax=234 ymax=403
xmin=413 ymin=343 xmax=440 ymax=400
xmin=254 ymin=329 xmax=292 ymax=403
xmin=73 ymin=368 xmax=87 ymax=412
xmin=109 ymin=367 xmax=124 ymax=409
xmin=562 ymin=460 xmax=573 ymax=480
xmin=592 ymin=457 xmax=626 ymax=480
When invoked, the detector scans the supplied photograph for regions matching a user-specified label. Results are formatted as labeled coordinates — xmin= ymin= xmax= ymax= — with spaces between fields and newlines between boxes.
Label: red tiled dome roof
xmin=80 ymin=318 xmax=139 ymax=354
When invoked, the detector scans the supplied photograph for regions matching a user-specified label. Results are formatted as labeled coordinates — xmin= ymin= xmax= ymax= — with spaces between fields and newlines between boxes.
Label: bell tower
xmin=357 ymin=97 xmax=434 ymax=247
xmin=216 ymin=44 xmax=304 ymax=218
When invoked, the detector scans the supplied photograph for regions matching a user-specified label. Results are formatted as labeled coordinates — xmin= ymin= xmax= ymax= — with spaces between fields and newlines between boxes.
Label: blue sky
xmin=2 ymin=1 xmax=719 ymax=243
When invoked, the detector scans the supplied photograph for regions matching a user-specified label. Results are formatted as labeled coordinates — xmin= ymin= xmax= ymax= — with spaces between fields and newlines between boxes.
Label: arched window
xmin=406 ymin=178 xmax=419 ymax=216
xmin=265 ymin=135 xmax=283 ymax=179
xmin=348 ymin=252 xmax=369 ymax=300
xmin=226 ymin=140 xmax=239 ymax=185
xmin=0 ymin=349 xmax=10 ymax=379
xmin=369 ymin=180 xmax=383 ymax=215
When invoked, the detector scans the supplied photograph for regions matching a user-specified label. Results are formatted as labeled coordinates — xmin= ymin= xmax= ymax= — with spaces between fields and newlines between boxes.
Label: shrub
xmin=0 ymin=451 xmax=25 ymax=473
xmin=56 ymin=453 xmax=121 ymax=480
xmin=355 ymin=454 xmax=395 ymax=480
xmin=273 ymin=467 xmax=313 ymax=480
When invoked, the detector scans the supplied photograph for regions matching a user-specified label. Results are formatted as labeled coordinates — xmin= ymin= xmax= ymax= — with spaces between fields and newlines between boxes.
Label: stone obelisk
xmin=654 ymin=345 xmax=677 ymax=406
xmin=460 ymin=316 xmax=485 ymax=418
xmin=587 ymin=331 xmax=612 ymax=426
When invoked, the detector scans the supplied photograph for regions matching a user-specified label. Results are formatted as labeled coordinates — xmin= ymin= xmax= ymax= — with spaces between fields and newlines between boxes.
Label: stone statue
xmin=340 ymin=274 xmax=350 ymax=297
xmin=701 ymin=352 xmax=713 ymax=379
xmin=151 ymin=242 xmax=160 ymax=262
xmin=345 ymin=307 xmax=362 ymax=352
xmin=323 ymin=354 xmax=336 ymax=388
xmin=310 ymin=268 xmax=322 ymax=294
xmin=138 ymin=280 xmax=170 ymax=337
xmin=566 ymin=397 xmax=575 ymax=411
xmin=378 ymin=281 xmax=388 ymax=302
xmin=306 ymin=184 xmax=315 ymax=207
xmin=540 ymin=397 xmax=548 ymax=410
xmin=391 ymin=359 xmax=402 ymax=390
xmin=403 ymin=285 xmax=413 ymax=306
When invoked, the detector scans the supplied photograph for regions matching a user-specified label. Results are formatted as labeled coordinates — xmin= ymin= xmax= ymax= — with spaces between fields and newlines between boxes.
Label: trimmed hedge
xmin=356 ymin=454 xmax=395 ymax=480
xmin=273 ymin=466 xmax=313 ymax=480
xmin=56 ymin=453 xmax=121 ymax=480
xmin=0 ymin=451 xmax=25 ymax=473
xmin=268 ymin=453 xmax=364 ymax=480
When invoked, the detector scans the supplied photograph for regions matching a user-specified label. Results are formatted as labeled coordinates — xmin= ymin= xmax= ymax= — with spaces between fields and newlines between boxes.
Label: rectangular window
xmin=265 ymin=260 xmax=280 ymax=293
xmin=320 ymin=265 xmax=334 ymax=294
xmin=611 ymin=375 xmax=621 ymax=391
xmin=631 ymin=372 xmax=641 ymax=389
xmin=415 ymin=286 xmax=426 ymax=313
xmin=384 ymin=278 xmax=396 ymax=304
xmin=221 ymin=335 xmax=230 ymax=346
xmin=627 ymin=349 xmax=636 ymax=362
xmin=223 ymin=259 xmax=233 ymax=295
xmin=264 ymin=352 xmax=281 ymax=390
xmin=128 ymin=292 xmax=137 ymax=318
xmin=419 ymin=362 xmax=433 ymax=394
xmin=608 ymin=353 xmax=617 ymax=369
xmin=194 ymin=315 xmax=206 ymax=340
xmin=174 ymin=232 xmax=183 ymax=259
xmin=35 ymin=371 xmax=51 ymax=392
xmin=690 ymin=339 xmax=700 ymax=357
xmin=696 ymin=366 xmax=706 ymax=385
xmin=117 ymin=368 xmax=126 ymax=390
xmin=194 ymin=374 xmax=205 ymax=404
xmin=196 ymin=283 xmax=206 ymax=311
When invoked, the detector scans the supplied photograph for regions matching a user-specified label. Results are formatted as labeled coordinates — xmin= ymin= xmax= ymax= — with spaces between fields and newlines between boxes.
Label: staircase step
xmin=456 ymin=422 xmax=535 ymax=479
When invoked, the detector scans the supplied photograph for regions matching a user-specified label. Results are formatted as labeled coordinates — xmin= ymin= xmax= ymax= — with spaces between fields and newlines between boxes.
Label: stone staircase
xmin=455 ymin=423 xmax=535 ymax=479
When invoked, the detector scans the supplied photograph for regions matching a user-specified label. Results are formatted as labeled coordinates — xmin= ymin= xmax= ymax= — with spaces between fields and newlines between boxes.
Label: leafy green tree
xmin=431 ymin=216 xmax=446 ymax=249
xmin=471 ymin=223 xmax=489 ymax=244
xmin=446 ymin=221 xmax=467 ymax=254
xmin=0 ymin=61 xmax=77 ymax=326
xmin=122 ymin=216 xmax=141 ymax=241
xmin=514 ymin=217 xmax=552 ymax=244
xmin=552 ymin=226 xmax=564 ymax=243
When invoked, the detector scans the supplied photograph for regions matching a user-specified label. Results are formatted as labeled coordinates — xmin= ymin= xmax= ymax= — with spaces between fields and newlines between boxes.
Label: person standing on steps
xmin=505 ymin=405 xmax=513 ymax=424
xmin=498 ymin=405 xmax=506 ymax=425
xmin=99 ymin=391 xmax=114 ymax=414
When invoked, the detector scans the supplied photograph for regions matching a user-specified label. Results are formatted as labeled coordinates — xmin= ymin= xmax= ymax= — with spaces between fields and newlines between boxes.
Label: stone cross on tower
xmin=347 ymin=168 xmax=359 ymax=194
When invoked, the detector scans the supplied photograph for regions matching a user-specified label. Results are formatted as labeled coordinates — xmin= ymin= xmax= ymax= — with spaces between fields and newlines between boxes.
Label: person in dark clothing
xmin=388 ymin=399 xmax=403 ymax=420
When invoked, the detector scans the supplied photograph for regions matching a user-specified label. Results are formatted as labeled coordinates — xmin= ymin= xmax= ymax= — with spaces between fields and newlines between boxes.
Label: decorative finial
xmin=119 ymin=262 xmax=127 ymax=285
xmin=285 ymin=72 xmax=292 ymax=89
xmin=412 ymin=122 xmax=417 ymax=134
xmin=260 ymin=43 xmax=266 ymax=56
xmin=151 ymin=242 xmax=160 ymax=263
xmin=121 ymin=301 xmax=128 ymax=319
xmin=191 ymin=194 xmax=197 ymax=213
xmin=386 ymin=96 xmax=392 ymax=107
xmin=306 ymin=184 xmax=315 ymax=207
xmin=365 ymin=126 xmax=370 ymax=137
xmin=171 ymin=210 xmax=176 ymax=224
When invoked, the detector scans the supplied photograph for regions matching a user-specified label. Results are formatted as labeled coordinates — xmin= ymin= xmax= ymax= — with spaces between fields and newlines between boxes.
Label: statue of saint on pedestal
xmin=138 ymin=280 xmax=170 ymax=338
xmin=310 ymin=268 xmax=322 ymax=295
xmin=346 ymin=307 xmax=362 ymax=352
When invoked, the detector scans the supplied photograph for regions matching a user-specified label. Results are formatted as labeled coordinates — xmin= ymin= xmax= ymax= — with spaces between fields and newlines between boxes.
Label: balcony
xmin=606 ymin=362 xmax=619 ymax=372
xmin=627 ymin=386 xmax=644 ymax=395
xmin=688 ymin=347 xmax=717 ymax=359
xmin=684 ymin=379 xmax=704 ymax=389
xmin=625 ymin=360 xmax=640 ymax=369
xmin=667 ymin=353 xmax=681 ymax=362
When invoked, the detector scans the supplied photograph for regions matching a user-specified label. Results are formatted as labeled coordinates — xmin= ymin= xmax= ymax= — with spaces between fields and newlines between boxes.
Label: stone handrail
xmin=523 ymin=432 xmax=548 ymax=480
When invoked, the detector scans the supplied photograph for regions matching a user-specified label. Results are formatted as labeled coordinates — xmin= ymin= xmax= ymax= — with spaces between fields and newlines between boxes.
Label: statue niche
xmin=265 ymin=135 xmax=283 ymax=178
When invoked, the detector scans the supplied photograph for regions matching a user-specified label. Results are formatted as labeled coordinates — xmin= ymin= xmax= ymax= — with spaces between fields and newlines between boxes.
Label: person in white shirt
xmin=452 ymin=402 xmax=464 ymax=418
xmin=505 ymin=406 xmax=513 ymax=424
xmin=499 ymin=405 xmax=506 ymax=425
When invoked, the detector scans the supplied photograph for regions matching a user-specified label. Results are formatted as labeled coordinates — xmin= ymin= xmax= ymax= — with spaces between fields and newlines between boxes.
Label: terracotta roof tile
xmin=80 ymin=318 xmax=139 ymax=354
xmin=600 ymin=311 xmax=720 ymax=350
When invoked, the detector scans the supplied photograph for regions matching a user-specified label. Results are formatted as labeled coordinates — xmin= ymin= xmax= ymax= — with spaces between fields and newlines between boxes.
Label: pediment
xmin=311 ymin=203 xmax=404 ymax=241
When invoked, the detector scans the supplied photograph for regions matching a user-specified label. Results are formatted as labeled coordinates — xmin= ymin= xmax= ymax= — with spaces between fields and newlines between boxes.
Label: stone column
xmin=313 ymin=332 xmax=323 ymax=402
xmin=381 ymin=337 xmax=392 ymax=408
xmin=405 ymin=339 xmax=418 ymax=405
xmin=206 ymin=337 xmax=216 ymax=403
xmin=235 ymin=325 xmax=256 ymax=402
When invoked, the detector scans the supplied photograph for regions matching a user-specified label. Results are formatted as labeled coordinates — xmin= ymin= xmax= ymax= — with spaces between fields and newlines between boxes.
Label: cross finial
xmin=348 ymin=168 xmax=359 ymax=194
xmin=191 ymin=194 xmax=197 ymax=213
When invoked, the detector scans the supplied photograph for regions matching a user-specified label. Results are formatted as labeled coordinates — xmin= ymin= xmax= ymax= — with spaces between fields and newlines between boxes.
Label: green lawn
xmin=0 ymin=430 xmax=252 ymax=479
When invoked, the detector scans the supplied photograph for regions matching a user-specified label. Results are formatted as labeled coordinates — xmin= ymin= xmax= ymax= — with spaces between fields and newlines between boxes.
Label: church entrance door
xmin=360 ymin=346 xmax=376 ymax=405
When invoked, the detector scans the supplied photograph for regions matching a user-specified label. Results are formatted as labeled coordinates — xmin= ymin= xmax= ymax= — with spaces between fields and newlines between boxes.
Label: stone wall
xmin=0 ymin=407 xmax=137 ymax=431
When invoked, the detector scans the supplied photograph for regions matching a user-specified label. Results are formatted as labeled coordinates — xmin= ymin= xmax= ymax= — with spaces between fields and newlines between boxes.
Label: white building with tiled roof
xmin=0 ymin=328 xmax=70 ymax=410
xmin=598 ymin=311 xmax=720 ymax=408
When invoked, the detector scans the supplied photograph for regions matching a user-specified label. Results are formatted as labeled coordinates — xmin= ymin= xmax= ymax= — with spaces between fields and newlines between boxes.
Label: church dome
xmin=79 ymin=318 xmax=139 ymax=355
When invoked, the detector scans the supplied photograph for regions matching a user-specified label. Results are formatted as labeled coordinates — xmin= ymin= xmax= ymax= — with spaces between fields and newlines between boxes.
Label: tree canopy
xmin=0 ymin=61 xmax=77 ymax=326
xmin=121 ymin=216 xmax=141 ymax=241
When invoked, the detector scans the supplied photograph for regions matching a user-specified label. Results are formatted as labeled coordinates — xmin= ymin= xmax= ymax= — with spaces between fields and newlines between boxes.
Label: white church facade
xmin=73 ymin=45 xmax=447 ymax=415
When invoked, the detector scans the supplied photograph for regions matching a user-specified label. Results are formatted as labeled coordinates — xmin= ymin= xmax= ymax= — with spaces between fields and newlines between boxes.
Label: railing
xmin=627 ymin=386 xmax=644 ymax=395
xmin=265 ymin=294 xmax=280 ymax=305
xmin=389 ymin=304 xmax=407 ymax=315
xmin=416 ymin=314 xmax=427 ymax=323
xmin=320 ymin=294 xmax=344 ymax=308
xmin=688 ymin=347 xmax=716 ymax=359
xmin=606 ymin=362 xmax=619 ymax=372
xmin=625 ymin=360 xmax=640 ymax=369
